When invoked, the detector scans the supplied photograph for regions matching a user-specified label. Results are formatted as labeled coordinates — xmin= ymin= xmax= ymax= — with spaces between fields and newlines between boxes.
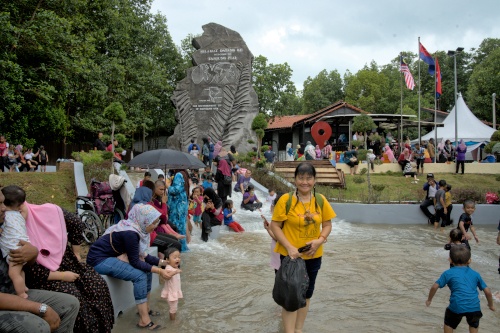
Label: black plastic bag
xmin=272 ymin=256 xmax=309 ymax=311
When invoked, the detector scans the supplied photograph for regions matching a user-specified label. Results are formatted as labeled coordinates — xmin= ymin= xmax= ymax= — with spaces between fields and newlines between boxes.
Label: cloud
xmin=153 ymin=0 xmax=500 ymax=89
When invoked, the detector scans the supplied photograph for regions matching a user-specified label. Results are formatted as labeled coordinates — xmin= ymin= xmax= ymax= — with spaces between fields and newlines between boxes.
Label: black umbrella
xmin=128 ymin=149 xmax=206 ymax=170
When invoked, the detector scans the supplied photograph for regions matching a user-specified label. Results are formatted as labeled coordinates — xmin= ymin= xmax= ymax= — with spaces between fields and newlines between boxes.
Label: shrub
xmin=451 ymin=188 xmax=485 ymax=204
xmin=359 ymin=168 xmax=367 ymax=175
xmin=261 ymin=145 xmax=269 ymax=152
xmin=372 ymin=184 xmax=386 ymax=192
xmin=490 ymin=130 xmax=500 ymax=142
xmin=352 ymin=176 xmax=365 ymax=184
xmin=357 ymin=149 xmax=367 ymax=161
xmin=496 ymin=175 xmax=500 ymax=182
xmin=250 ymin=168 xmax=293 ymax=194
xmin=255 ymin=159 xmax=266 ymax=169
xmin=247 ymin=139 xmax=255 ymax=144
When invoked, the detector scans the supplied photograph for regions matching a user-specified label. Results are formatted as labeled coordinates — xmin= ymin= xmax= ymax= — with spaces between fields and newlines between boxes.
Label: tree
xmin=251 ymin=113 xmax=268 ymax=158
xmin=352 ymin=114 xmax=376 ymax=197
xmin=104 ymin=101 xmax=126 ymax=171
xmin=301 ymin=69 xmax=343 ymax=114
xmin=252 ymin=55 xmax=300 ymax=115
xmin=467 ymin=47 xmax=500 ymax=122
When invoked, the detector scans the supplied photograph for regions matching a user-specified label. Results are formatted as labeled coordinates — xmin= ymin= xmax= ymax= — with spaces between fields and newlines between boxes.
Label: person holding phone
xmin=270 ymin=162 xmax=336 ymax=333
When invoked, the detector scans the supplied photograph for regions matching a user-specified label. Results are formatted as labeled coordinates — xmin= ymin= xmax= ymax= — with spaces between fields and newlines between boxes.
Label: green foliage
xmin=104 ymin=102 xmax=126 ymax=124
xmin=252 ymin=55 xmax=300 ymax=115
xmin=247 ymin=139 xmax=255 ymax=144
xmin=302 ymin=69 xmax=343 ymax=114
xmin=252 ymin=113 xmax=268 ymax=132
xmin=255 ymin=129 xmax=265 ymax=139
xmin=490 ymin=130 xmax=500 ymax=141
xmin=71 ymin=150 xmax=107 ymax=165
xmin=0 ymin=1 xmax=183 ymax=148
xmin=352 ymin=176 xmax=365 ymax=184
xmin=496 ymin=175 xmax=500 ymax=182
xmin=357 ymin=149 xmax=368 ymax=161
xmin=372 ymin=184 xmax=386 ymax=192
xmin=352 ymin=114 xmax=376 ymax=134
xmin=247 ymin=151 xmax=257 ymax=158
xmin=261 ymin=145 xmax=269 ymax=152
xmin=359 ymin=168 xmax=368 ymax=175
xmin=484 ymin=141 xmax=496 ymax=153
xmin=452 ymin=188 xmax=484 ymax=204
xmin=255 ymin=159 xmax=266 ymax=169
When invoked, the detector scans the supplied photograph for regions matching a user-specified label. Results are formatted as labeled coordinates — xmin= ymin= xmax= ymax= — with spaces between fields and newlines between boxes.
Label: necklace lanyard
xmin=299 ymin=193 xmax=314 ymax=223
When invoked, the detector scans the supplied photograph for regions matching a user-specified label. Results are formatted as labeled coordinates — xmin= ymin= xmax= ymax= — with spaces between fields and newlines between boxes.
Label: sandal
xmin=136 ymin=321 xmax=161 ymax=330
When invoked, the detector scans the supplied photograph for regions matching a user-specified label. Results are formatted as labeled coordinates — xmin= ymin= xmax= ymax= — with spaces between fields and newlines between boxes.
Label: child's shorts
xmin=444 ymin=308 xmax=482 ymax=329
xmin=193 ymin=215 xmax=201 ymax=223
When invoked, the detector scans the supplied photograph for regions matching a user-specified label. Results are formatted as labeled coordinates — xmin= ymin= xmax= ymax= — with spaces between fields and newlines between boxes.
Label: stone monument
xmin=168 ymin=23 xmax=259 ymax=152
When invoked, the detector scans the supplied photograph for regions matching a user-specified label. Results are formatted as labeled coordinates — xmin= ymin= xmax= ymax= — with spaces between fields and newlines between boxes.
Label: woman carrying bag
xmin=270 ymin=162 xmax=335 ymax=333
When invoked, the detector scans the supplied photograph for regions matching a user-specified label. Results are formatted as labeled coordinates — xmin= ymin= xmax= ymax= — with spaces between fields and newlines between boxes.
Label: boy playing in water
xmin=426 ymin=246 xmax=495 ymax=332
xmin=458 ymin=200 xmax=479 ymax=247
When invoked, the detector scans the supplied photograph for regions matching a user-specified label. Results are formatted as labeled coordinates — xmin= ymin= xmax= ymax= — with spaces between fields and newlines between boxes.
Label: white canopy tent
xmin=419 ymin=93 xmax=495 ymax=160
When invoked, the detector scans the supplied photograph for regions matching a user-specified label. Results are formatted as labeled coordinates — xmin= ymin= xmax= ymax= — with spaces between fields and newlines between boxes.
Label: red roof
xmin=267 ymin=115 xmax=309 ymax=130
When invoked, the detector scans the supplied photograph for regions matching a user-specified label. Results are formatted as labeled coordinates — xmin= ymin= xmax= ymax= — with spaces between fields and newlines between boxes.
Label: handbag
xmin=349 ymin=156 xmax=357 ymax=163
xmin=272 ymin=256 xmax=309 ymax=311
xmin=223 ymin=175 xmax=232 ymax=185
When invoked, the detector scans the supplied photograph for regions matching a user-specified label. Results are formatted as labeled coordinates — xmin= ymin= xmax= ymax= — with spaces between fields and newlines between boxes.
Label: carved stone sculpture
xmin=168 ymin=23 xmax=259 ymax=152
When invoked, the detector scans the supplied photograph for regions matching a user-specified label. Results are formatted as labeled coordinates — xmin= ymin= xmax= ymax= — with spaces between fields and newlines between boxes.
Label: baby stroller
xmin=76 ymin=175 xmax=127 ymax=244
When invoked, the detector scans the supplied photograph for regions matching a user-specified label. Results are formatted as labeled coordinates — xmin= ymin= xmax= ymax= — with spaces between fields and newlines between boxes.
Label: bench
xmin=101 ymin=247 xmax=160 ymax=318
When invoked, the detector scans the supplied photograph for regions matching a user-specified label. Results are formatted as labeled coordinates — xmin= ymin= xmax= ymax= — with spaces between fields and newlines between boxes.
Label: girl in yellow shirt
xmin=270 ymin=162 xmax=335 ymax=333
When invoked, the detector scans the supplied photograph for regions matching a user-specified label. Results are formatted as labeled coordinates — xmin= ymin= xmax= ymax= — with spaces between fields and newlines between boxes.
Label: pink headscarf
xmin=213 ymin=140 xmax=222 ymax=158
xmin=25 ymin=203 xmax=67 ymax=271
xmin=384 ymin=144 xmax=395 ymax=162
xmin=217 ymin=159 xmax=232 ymax=177
xmin=403 ymin=148 xmax=410 ymax=161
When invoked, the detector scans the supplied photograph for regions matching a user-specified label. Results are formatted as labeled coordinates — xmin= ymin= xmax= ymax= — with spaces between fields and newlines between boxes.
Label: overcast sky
xmin=151 ymin=0 xmax=500 ymax=89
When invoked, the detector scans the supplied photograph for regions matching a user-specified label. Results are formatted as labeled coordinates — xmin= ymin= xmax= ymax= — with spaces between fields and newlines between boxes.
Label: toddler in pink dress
xmin=161 ymin=248 xmax=183 ymax=320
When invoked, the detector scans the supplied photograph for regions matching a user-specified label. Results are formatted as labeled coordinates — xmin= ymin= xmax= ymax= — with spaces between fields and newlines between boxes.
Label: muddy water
xmin=111 ymin=188 xmax=500 ymax=333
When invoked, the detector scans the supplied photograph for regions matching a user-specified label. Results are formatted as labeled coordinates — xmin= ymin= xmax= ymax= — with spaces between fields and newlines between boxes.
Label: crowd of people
xmin=0 ymin=135 xmax=49 ymax=173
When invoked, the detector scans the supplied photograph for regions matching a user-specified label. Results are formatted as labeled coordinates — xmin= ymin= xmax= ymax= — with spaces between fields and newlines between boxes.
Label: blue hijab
xmin=129 ymin=187 xmax=152 ymax=212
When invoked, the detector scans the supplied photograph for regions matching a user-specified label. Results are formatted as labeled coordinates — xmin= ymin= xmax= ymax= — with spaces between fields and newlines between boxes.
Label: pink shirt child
xmin=161 ymin=265 xmax=183 ymax=302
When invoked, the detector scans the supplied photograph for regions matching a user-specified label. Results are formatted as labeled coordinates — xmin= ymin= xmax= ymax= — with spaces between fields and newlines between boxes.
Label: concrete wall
xmin=335 ymin=161 xmax=500 ymax=175
xmin=331 ymin=203 xmax=499 ymax=225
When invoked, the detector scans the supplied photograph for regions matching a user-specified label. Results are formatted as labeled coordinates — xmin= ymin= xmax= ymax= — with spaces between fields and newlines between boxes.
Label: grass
xmin=0 ymin=170 xmax=76 ymax=211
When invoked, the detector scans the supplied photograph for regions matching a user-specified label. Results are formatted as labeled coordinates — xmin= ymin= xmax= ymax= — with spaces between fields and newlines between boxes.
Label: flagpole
xmin=418 ymin=37 xmax=421 ymax=144
xmin=434 ymin=56 xmax=438 ymax=164
xmin=400 ymin=52 xmax=404 ymax=153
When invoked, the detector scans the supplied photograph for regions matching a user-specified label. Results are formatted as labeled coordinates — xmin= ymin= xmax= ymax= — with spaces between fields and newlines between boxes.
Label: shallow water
xmin=112 ymin=188 xmax=500 ymax=333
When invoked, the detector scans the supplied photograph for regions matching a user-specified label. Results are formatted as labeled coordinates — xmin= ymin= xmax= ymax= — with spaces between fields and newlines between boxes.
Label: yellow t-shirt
xmin=445 ymin=191 xmax=452 ymax=207
xmin=272 ymin=193 xmax=336 ymax=259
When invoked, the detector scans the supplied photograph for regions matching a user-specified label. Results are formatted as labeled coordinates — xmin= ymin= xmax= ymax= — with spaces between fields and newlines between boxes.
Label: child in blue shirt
xmin=426 ymin=246 xmax=495 ymax=332
xmin=222 ymin=200 xmax=244 ymax=232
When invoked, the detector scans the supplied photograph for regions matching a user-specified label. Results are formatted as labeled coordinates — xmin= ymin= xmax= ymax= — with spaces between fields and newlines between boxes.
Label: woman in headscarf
xmin=383 ymin=143 xmax=396 ymax=163
xmin=149 ymin=180 xmax=183 ymax=253
xmin=22 ymin=201 xmax=114 ymax=333
xmin=88 ymin=204 xmax=178 ymax=331
xmin=322 ymin=140 xmax=332 ymax=160
xmin=168 ymin=173 xmax=189 ymax=251
xmin=285 ymin=143 xmax=294 ymax=161
xmin=455 ymin=139 xmax=467 ymax=174
xmin=201 ymin=188 xmax=223 ymax=242
xmin=213 ymin=140 xmax=223 ymax=158
xmin=315 ymin=145 xmax=322 ymax=160
xmin=129 ymin=186 xmax=153 ymax=213
xmin=304 ymin=141 xmax=315 ymax=160
xmin=214 ymin=156 xmax=232 ymax=204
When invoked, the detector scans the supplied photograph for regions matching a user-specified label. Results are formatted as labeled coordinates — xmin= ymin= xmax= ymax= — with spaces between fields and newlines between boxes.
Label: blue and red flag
xmin=435 ymin=57 xmax=442 ymax=99
xmin=419 ymin=42 xmax=435 ymax=75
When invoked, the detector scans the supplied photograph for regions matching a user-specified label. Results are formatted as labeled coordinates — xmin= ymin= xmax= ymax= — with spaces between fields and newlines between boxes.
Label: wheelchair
xmin=76 ymin=178 xmax=126 ymax=244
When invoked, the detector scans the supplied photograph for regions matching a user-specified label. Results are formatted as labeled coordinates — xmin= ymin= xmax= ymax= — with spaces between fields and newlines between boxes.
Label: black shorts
xmin=416 ymin=159 xmax=424 ymax=169
xmin=444 ymin=308 xmax=482 ymax=329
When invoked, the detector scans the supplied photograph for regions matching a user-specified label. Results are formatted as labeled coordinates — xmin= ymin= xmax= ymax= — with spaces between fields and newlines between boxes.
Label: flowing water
xmin=112 ymin=187 xmax=500 ymax=333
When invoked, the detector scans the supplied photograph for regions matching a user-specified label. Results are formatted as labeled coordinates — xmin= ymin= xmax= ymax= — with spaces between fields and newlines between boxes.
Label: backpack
xmin=209 ymin=143 xmax=214 ymax=152
xmin=285 ymin=192 xmax=324 ymax=215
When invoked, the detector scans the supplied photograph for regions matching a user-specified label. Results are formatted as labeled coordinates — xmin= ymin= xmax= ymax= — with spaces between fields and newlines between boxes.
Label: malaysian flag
xmin=400 ymin=55 xmax=415 ymax=90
